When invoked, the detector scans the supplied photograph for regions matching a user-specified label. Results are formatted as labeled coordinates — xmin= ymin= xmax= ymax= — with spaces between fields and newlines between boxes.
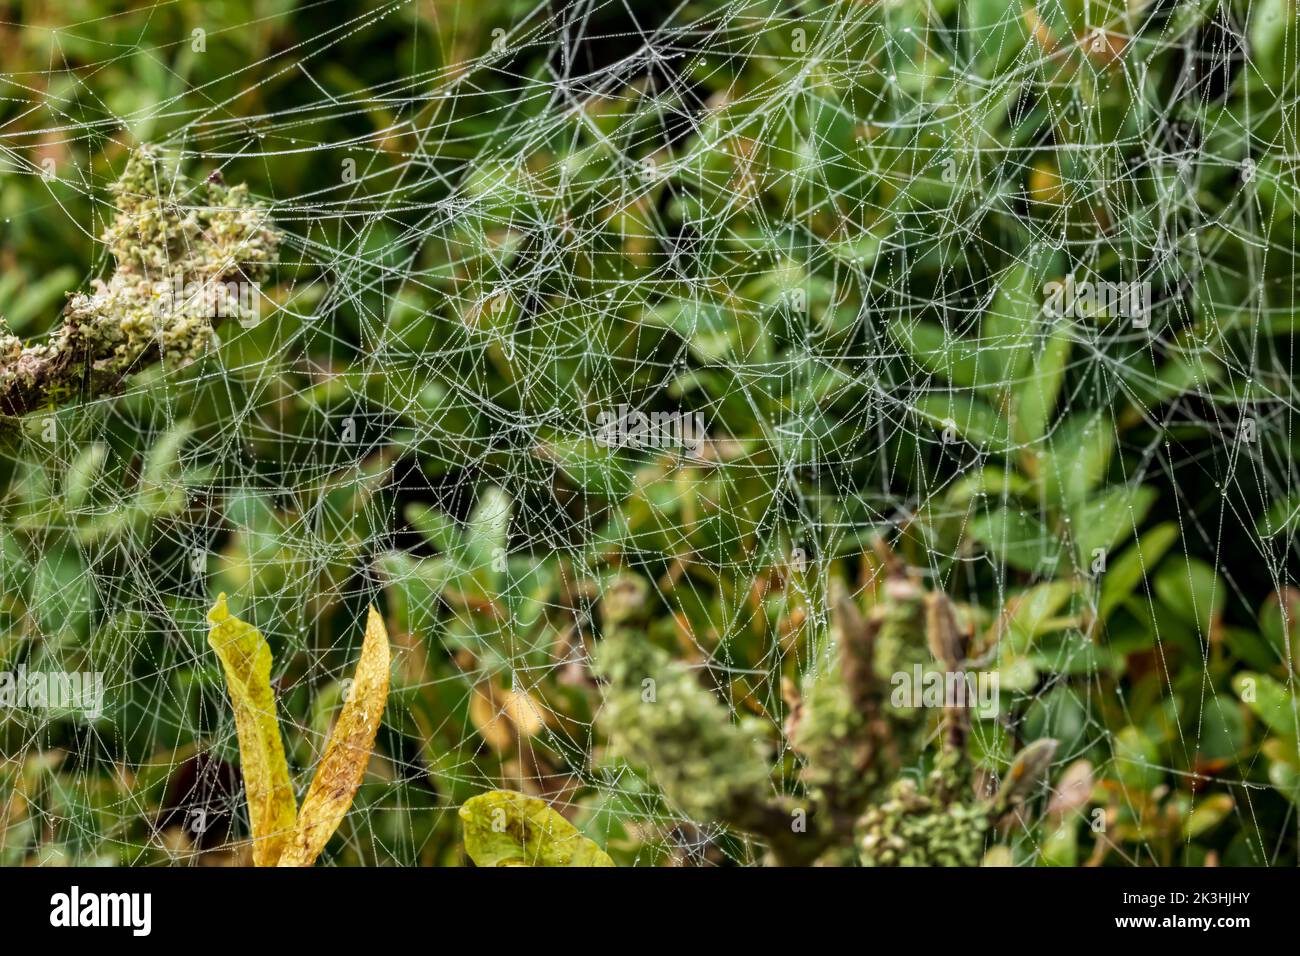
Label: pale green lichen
xmin=593 ymin=560 xmax=1059 ymax=866
xmin=857 ymin=740 xmax=1059 ymax=867
xmin=592 ymin=574 xmax=771 ymax=825
xmin=789 ymin=577 xmax=931 ymax=822
xmin=858 ymin=771 xmax=991 ymax=867
xmin=0 ymin=146 xmax=278 ymax=416
xmin=872 ymin=576 xmax=932 ymax=684
xmin=792 ymin=648 xmax=877 ymax=800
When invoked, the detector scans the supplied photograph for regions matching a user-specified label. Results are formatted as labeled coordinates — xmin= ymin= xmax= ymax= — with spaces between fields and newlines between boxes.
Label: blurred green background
xmin=0 ymin=0 xmax=1298 ymax=865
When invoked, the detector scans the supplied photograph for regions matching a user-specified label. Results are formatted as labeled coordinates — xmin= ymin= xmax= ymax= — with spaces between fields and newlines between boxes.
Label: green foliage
xmin=0 ymin=0 xmax=1296 ymax=867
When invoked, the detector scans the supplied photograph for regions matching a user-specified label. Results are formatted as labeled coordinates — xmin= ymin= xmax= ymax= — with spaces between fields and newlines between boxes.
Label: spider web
xmin=0 ymin=0 xmax=1297 ymax=867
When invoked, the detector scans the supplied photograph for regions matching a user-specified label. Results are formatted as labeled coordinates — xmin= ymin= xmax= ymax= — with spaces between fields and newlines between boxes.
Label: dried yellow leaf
xmin=469 ymin=685 xmax=513 ymax=752
xmin=277 ymin=605 xmax=390 ymax=867
xmin=206 ymin=594 xmax=297 ymax=867
xmin=470 ymin=682 xmax=547 ymax=751
xmin=504 ymin=688 xmax=547 ymax=736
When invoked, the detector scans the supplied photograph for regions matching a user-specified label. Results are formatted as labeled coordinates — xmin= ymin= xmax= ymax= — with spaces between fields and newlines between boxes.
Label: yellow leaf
xmin=504 ymin=688 xmax=547 ymax=737
xmin=460 ymin=790 xmax=614 ymax=867
xmin=206 ymin=594 xmax=297 ymax=867
xmin=469 ymin=682 xmax=547 ymax=751
xmin=469 ymin=685 xmax=513 ymax=752
xmin=277 ymin=605 xmax=390 ymax=867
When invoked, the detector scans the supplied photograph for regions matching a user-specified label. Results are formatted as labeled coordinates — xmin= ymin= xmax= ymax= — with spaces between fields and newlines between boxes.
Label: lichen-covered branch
xmin=0 ymin=147 xmax=279 ymax=417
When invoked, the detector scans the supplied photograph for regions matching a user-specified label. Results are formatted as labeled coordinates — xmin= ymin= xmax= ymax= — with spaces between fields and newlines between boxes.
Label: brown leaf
xmin=1047 ymin=759 xmax=1094 ymax=817
xmin=994 ymin=738 xmax=1059 ymax=818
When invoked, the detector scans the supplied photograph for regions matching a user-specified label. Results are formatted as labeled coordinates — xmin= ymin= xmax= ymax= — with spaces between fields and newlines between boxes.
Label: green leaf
xmin=1040 ymin=820 xmax=1078 ymax=867
xmin=1257 ymin=492 xmax=1300 ymax=538
xmin=968 ymin=506 xmax=1060 ymax=574
xmin=890 ymin=319 xmax=979 ymax=388
xmin=999 ymin=580 xmax=1077 ymax=652
xmin=1259 ymin=591 xmax=1300 ymax=672
xmin=1250 ymin=0 xmax=1297 ymax=85
xmin=967 ymin=0 xmax=1031 ymax=78
xmin=1035 ymin=412 xmax=1115 ymax=508
xmin=978 ymin=258 xmax=1050 ymax=395
xmin=1014 ymin=321 xmax=1072 ymax=444
xmin=542 ymin=435 xmax=635 ymax=500
xmin=1031 ymin=631 xmax=1123 ymax=675
xmin=33 ymin=546 xmax=92 ymax=641
xmin=1071 ymin=484 xmax=1157 ymax=568
xmin=460 ymin=790 xmax=615 ymax=867
xmin=465 ymin=487 xmax=512 ymax=595
xmin=946 ymin=467 xmax=1032 ymax=504
xmin=404 ymin=503 xmax=459 ymax=553
xmin=64 ymin=443 xmax=108 ymax=512
xmin=1113 ymin=726 xmax=1162 ymax=791
xmin=1223 ymin=626 xmax=1283 ymax=672
xmin=994 ymin=654 xmax=1039 ymax=691
xmin=1154 ymin=558 xmax=1226 ymax=633
xmin=1098 ymin=522 xmax=1180 ymax=621
xmin=1185 ymin=698 xmax=1249 ymax=762
xmin=1268 ymin=762 xmax=1300 ymax=807
xmin=1129 ymin=352 xmax=1222 ymax=409
xmin=914 ymin=394 xmax=1010 ymax=449
xmin=643 ymin=300 xmax=737 ymax=363
xmin=1233 ymin=672 xmax=1299 ymax=741
xmin=4 ymin=266 xmax=78 ymax=331
xmin=143 ymin=419 xmax=195 ymax=488
xmin=1183 ymin=794 xmax=1235 ymax=839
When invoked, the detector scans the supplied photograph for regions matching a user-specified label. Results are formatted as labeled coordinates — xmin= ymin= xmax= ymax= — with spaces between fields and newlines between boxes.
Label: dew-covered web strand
xmin=0 ymin=0 xmax=1295 ymax=866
